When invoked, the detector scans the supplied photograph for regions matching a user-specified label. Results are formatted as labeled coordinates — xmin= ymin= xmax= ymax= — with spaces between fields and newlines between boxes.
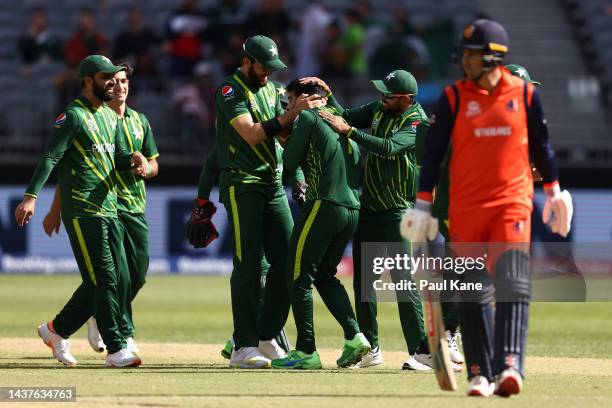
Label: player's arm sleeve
xmin=326 ymin=93 xmax=345 ymax=115
xmin=527 ymin=89 xmax=558 ymax=184
xmin=139 ymin=113 xmax=159 ymax=160
xmin=216 ymin=85 xmax=250 ymax=128
xmin=347 ymin=123 xmax=416 ymax=156
xmin=342 ymin=101 xmax=379 ymax=129
xmin=25 ymin=111 xmax=79 ymax=198
xmin=113 ymin=118 xmax=133 ymax=171
xmin=417 ymin=92 xmax=453 ymax=199
xmin=282 ymin=112 xmax=313 ymax=172
xmin=197 ymin=145 xmax=219 ymax=200
xmin=283 ymin=166 xmax=306 ymax=185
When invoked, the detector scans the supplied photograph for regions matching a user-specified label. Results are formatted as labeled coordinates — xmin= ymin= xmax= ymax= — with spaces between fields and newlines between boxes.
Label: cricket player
xmin=199 ymin=35 xmax=323 ymax=368
xmin=14 ymin=55 xmax=148 ymax=368
xmin=401 ymin=20 xmax=572 ymax=397
xmin=311 ymin=70 xmax=463 ymax=370
xmin=42 ymin=63 xmax=159 ymax=355
xmin=187 ymin=81 xmax=296 ymax=359
xmin=271 ymin=79 xmax=371 ymax=369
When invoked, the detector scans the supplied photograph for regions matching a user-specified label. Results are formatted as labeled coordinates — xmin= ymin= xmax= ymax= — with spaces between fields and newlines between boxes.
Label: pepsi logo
xmin=222 ymin=86 xmax=234 ymax=97
xmin=55 ymin=113 xmax=67 ymax=127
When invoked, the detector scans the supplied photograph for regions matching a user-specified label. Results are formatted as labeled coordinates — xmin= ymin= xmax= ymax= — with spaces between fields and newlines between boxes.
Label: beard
xmin=93 ymin=80 xmax=114 ymax=102
xmin=381 ymin=103 xmax=401 ymax=116
xmin=247 ymin=64 xmax=268 ymax=88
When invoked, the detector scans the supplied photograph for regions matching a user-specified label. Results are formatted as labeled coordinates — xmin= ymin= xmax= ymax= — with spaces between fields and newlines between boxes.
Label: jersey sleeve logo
xmin=54 ymin=113 xmax=67 ymax=127
xmin=222 ymin=85 xmax=234 ymax=97
xmin=410 ymin=120 xmax=420 ymax=131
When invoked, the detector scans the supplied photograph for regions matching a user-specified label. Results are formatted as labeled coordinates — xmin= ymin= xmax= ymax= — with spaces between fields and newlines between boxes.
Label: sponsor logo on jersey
xmin=474 ymin=126 xmax=512 ymax=137
xmin=54 ymin=113 xmax=67 ymax=127
xmin=222 ymin=86 xmax=234 ymax=97
xmin=410 ymin=120 xmax=420 ymax=131
xmin=92 ymin=143 xmax=115 ymax=153
xmin=466 ymin=100 xmax=481 ymax=117
xmin=506 ymin=99 xmax=518 ymax=112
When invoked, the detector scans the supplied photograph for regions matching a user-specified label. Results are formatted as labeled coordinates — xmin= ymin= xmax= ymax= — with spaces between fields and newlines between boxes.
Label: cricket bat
xmin=423 ymin=283 xmax=458 ymax=391
xmin=418 ymin=242 xmax=458 ymax=392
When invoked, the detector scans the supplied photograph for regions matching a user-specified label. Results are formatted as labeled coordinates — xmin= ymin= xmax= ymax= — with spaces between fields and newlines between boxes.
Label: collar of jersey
xmin=462 ymin=69 xmax=513 ymax=96
xmin=234 ymin=69 xmax=261 ymax=93
xmin=77 ymin=95 xmax=99 ymax=112
xmin=123 ymin=105 xmax=134 ymax=118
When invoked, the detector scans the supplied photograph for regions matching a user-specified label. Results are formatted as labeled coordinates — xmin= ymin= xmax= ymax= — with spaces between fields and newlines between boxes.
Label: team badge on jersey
xmin=506 ymin=99 xmax=518 ymax=112
xmin=371 ymin=118 xmax=379 ymax=130
xmin=54 ymin=113 xmax=66 ymax=128
xmin=87 ymin=118 xmax=97 ymax=132
xmin=222 ymin=85 xmax=234 ymax=97
xmin=133 ymin=128 xmax=142 ymax=140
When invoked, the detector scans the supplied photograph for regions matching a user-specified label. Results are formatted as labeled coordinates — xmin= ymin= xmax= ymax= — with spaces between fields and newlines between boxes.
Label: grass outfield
xmin=0 ymin=274 xmax=611 ymax=407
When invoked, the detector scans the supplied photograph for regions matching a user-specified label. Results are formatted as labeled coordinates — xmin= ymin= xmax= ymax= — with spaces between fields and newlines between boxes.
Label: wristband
xmin=262 ymin=117 xmax=283 ymax=138
xmin=415 ymin=198 xmax=432 ymax=212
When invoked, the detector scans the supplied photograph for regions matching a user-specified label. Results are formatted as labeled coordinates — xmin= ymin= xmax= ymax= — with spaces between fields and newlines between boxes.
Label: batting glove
xmin=542 ymin=183 xmax=573 ymax=238
xmin=400 ymin=199 xmax=439 ymax=243
xmin=186 ymin=198 xmax=219 ymax=248
xmin=292 ymin=181 xmax=308 ymax=206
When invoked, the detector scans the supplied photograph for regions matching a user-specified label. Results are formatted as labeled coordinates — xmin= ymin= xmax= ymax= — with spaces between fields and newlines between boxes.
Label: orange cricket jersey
xmin=446 ymin=69 xmax=535 ymax=217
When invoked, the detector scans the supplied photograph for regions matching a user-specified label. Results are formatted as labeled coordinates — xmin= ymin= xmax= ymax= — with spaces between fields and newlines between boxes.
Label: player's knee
xmin=494 ymin=250 xmax=531 ymax=302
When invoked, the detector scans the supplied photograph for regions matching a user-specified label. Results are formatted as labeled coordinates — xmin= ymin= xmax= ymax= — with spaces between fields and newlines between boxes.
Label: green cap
xmin=371 ymin=70 xmax=418 ymax=97
xmin=505 ymin=64 xmax=541 ymax=85
xmin=272 ymin=80 xmax=288 ymax=107
xmin=78 ymin=55 xmax=125 ymax=79
xmin=243 ymin=35 xmax=287 ymax=71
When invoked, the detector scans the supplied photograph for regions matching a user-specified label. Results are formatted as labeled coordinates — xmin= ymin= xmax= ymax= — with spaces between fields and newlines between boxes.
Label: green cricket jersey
xmin=330 ymin=96 xmax=428 ymax=212
xmin=115 ymin=106 xmax=159 ymax=214
xmin=25 ymin=96 xmax=132 ymax=218
xmin=283 ymin=107 xmax=361 ymax=209
xmin=215 ymin=69 xmax=285 ymax=190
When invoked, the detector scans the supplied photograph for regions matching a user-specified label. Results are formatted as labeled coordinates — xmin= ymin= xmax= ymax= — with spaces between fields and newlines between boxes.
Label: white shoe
xmin=494 ymin=368 xmax=523 ymax=397
xmin=446 ymin=329 xmax=464 ymax=364
xmin=258 ymin=339 xmax=286 ymax=359
xmin=229 ymin=346 xmax=271 ymax=369
xmin=87 ymin=317 xmax=105 ymax=353
xmin=403 ymin=353 xmax=463 ymax=372
xmin=126 ymin=337 xmax=139 ymax=355
xmin=402 ymin=354 xmax=433 ymax=371
xmin=105 ymin=348 xmax=142 ymax=368
xmin=37 ymin=322 xmax=77 ymax=366
xmin=467 ymin=375 xmax=495 ymax=397
xmin=356 ymin=345 xmax=383 ymax=368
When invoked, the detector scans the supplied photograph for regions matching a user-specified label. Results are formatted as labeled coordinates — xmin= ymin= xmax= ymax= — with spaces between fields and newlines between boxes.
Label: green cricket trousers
xmin=52 ymin=216 xmax=130 ymax=353
xmin=289 ymin=199 xmax=361 ymax=354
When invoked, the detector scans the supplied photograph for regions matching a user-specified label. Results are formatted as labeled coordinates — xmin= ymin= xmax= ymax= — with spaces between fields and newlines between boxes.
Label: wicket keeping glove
xmin=400 ymin=199 xmax=439 ymax=243
xmin=542 ymin=183 xmax=573 ymax=238
xmin=186 ymin=198 xmax=219 ymax=248
xmin=292 ymin=181 xmax=308 ymax=206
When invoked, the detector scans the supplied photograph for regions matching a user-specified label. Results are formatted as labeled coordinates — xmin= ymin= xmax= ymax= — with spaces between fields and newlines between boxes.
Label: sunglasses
xmin=381 ymin=94 xmax=412 ymax=101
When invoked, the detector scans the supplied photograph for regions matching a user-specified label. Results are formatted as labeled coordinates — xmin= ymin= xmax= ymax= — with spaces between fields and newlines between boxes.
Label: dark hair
xmin=286 ymin=79 xmax=327 ymax=98
xmin=115 ymin=61 xmax=134 ymax=77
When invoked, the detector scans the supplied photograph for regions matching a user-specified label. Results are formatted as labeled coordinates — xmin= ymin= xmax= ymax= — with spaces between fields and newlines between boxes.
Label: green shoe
xmin=221 ymin=338 xmax=233 ymax=360
xmin=271 ymin=350 xmax=322 ymax=369
xmin=337 ymin=333 xmax=371 ymax=368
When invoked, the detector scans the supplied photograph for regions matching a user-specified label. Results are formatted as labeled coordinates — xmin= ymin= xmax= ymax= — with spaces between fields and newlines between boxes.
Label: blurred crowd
xmin=14 ymin=0 xmax=478 ymax=154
